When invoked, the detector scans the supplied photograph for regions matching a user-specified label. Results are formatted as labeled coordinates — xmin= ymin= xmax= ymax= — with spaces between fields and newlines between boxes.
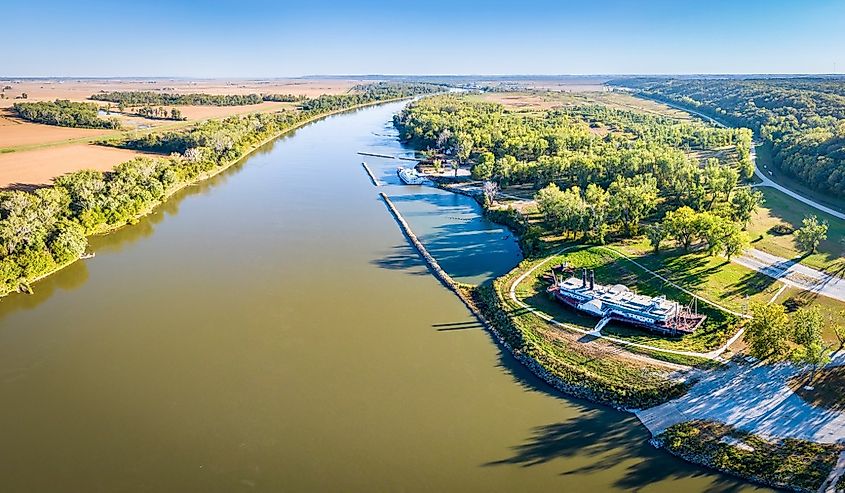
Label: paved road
xmin=734 ymin=248 xmax=845 ymax=303
xmin=637 ymin=352 xmax=845 ymax=444
xmin=753 ymin=163 xmax=845 ymax=220
xmin=657 ymin=98 xmax=845 ymax=219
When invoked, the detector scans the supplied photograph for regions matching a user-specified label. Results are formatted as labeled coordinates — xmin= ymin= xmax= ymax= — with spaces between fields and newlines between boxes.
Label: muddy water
xmin=0 ymin=102 xmax=764 ymax=492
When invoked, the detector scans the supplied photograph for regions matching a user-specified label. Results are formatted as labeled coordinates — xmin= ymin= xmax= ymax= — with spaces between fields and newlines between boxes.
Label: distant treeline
xmin=0 ymin=83 xmax=438 ymax=296
xmin=13 ymin=100 xmax=120 ymax=129
xmin=299 ymin=82 xmax=442 ymax=112
xmin=262 ymin=93 xmax=307 ymax=102
xmin=611 ymin=78 xmax=845 ymax=196
xmin=91 ymin=91 xmax=265 ymax=106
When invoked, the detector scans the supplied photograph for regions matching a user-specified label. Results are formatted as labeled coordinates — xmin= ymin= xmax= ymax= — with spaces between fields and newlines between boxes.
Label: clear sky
xmin=4 ymin=0 xmax=845 ymax=77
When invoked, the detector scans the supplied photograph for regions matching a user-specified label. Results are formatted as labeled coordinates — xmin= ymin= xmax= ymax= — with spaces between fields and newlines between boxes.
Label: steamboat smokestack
xmin=582 ymin=268 xmax=587 ymax=288
xmin=589 ymin=270 xmax=595 ymax=291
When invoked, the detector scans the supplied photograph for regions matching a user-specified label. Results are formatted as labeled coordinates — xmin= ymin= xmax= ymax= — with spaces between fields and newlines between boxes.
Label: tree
xmin=664 ymin=206 xmax=700 ymax=251
xmin=744 ymin=302 xmax=792 ymax=360
xmin=791 ymin=307 xmax=830 ymax=376
xmin=793 ymin=338 xmax=830 ymax=379
xmin=645 ymin=222 xmax=667 ymax=253
xmin=534 ymin=184 xmax=586 ymax=238
xmin=482 ymin=181 xmax=499 ymax=207
xmin=730 ymin=187 xmax=764 ymax=228
xmin=795 ymin=215 xmax=828 ymax=254
xmin=721 ymin=223 xmax=747 ymax=260
xmin=584 ymin=183 xmax=610 ymax=244
xmin=833 ymin=313 xmax=845 ymax=351
xmin=791 ymin=306 xmax=824 ymax=345
xmin=472 ymin=152 xmax=495 ymax=180
xmin=607 ymin=175 xmax=658 ymax=236
xmin=536 ymin=183 xmax=567 ymax=232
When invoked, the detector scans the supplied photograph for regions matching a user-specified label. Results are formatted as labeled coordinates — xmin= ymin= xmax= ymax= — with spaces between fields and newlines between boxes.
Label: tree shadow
xmin=3 ymin=182 xmax=48 ymax=192
xmin=370 ymin=243 xmax=429 ymax=276
xmin=485 ymin=411 xmax=760 ymax=492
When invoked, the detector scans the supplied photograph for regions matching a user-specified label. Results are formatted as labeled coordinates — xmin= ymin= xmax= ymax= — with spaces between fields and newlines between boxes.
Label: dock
xmin=357 ymin=151 xmax=418 ymax=162
xmin=361 ymin=162 xmax=381 ymax=186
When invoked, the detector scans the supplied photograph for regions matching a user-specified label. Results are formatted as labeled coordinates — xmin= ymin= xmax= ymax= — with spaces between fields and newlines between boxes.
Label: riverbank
xmin=405 ymin=119 xmax=842 ymax=493
xmin=8 ymin=95 xmax=418 ymax=298
xmin=424 ymin=180 xmax=844 ymax=491
xmin=380 ymin=189 xmax=690 ymax=410
xmin=655 ymin=420 xmax=844 ymax=493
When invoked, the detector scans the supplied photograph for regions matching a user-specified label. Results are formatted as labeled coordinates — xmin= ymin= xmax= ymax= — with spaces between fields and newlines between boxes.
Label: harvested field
xmin=0 ymin=78 xmax=362 ymax=108
xmin=0 ymin=109 xmax=112 ymax=149
xmin=0 ymin=144 xmax=153 ymax=189
xmin=174 ymin=101 xmax=291 ymax=120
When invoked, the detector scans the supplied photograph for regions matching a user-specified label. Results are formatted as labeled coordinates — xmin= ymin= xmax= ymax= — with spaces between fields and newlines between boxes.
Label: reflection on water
xmin=0 ymin=102 xmax=764 ymax=492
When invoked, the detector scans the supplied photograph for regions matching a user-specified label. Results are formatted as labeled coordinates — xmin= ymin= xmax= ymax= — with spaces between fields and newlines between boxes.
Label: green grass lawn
xmin=511 ymin=246 xmax=752 ymax=353
xmin=473 ymin=269 xmax=690 ymax=409
xmin=747 ymin=187 xmax=845 ymax=276
xmin=779 ymin=286 xmax=845 ymax=347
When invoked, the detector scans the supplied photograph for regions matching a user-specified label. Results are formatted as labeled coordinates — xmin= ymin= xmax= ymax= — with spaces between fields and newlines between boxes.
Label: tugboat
xmin=397 ymin=167 xmax=426 ymax=185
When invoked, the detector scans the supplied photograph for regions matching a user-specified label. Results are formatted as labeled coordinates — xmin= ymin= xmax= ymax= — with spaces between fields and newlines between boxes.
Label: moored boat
xmin=397 ymin=167 xmax=426 ymax=185
xmin=547 ymin=267 xmax=706 ymax=336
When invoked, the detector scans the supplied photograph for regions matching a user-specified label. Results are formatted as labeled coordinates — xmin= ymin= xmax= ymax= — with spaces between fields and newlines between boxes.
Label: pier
xmin=361 ymin=162 xmax=381 ymax=186
xmin=358 ymin=151 xmax=418 ymax=161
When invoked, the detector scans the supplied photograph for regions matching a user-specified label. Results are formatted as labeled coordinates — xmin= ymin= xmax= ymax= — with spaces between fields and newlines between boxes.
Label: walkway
xmin=636 ymin=352 xmax=845 ymax=444
xmin=753 ymin=165 xmax=845 ymax=221
xmin=733 ymin=248 xmax=845 ymax=303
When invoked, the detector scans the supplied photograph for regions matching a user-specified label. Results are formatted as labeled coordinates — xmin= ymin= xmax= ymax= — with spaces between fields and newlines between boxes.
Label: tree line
xmin=299 ymin=82 xmax=442 ymax=112
xmin=91 ymin=91 xmax=265 ymax=106
xmin=611 ymin=78 xmax=845 ymax=197
xmin=0 ymin=83 xmax=437 ymax=296
xmin=13 ymin=100 xmax=120 ymax=129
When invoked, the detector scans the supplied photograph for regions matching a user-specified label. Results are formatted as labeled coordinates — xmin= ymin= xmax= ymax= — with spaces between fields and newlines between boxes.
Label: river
xmin=0 ymin=101 xmax=766 ymax=492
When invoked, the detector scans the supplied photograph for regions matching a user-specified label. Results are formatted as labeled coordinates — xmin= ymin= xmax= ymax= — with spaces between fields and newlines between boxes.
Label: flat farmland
xmin=0 ymin=144 xmax=154 ymax=189
xmin=0 ymin=109 xmax=113 ymax=149
xmin=0 ymin=78 xmax=361 ymax=108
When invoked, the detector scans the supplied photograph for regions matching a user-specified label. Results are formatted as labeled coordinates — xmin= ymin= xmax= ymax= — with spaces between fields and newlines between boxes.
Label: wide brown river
xmin=0 ymin=102 xmax=766 ymax=492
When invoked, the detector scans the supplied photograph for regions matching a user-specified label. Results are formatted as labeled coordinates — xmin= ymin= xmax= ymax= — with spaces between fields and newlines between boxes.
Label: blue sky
xmin=4 ymin=0 xmax=845 ymax=76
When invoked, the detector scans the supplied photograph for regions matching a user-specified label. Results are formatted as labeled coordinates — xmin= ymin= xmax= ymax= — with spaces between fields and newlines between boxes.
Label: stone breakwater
xmin=378 ymin=192 xmax=627 ymax=410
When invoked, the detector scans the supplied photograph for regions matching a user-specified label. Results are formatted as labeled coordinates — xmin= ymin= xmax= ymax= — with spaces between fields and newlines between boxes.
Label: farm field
xmin=0 ymin=78 xmax=361 ymax=108
xmin=0 ymin=144 xmax=154 ymax=189
xmin=0 ymin=78 xmax=366 ymax=187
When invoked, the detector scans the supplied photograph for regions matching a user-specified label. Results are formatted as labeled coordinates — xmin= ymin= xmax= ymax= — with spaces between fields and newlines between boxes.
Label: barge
xmin=547 ymin=266 xmax=705 ymax=336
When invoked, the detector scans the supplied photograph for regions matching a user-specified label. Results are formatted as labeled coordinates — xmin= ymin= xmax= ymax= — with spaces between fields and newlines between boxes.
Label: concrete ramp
xmin=635 ymin=403 xmax=688 ymax=437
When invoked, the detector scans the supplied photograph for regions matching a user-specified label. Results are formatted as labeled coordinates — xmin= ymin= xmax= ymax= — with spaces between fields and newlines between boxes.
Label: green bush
xmin=660 ymin=420 xmax=843 ymax=492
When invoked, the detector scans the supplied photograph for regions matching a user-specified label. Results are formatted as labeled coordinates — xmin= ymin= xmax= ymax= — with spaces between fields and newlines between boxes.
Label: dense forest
xmin=610 ymin=78 xmax=845 ymax=196
xmin=13 ymin=100 xmax=120 ymax=129
xmin=90 ymin=91 xmax=265 ymax=106
xmin=395 ymin=95 xmax=757 ymax=254
xmin=0 ymin=83 xmax=436 ymax=295
xmin=395 ymin=95 xmax=752 ymax=189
